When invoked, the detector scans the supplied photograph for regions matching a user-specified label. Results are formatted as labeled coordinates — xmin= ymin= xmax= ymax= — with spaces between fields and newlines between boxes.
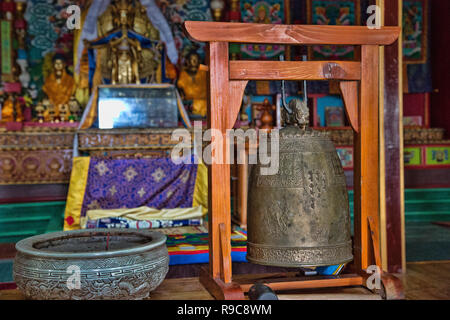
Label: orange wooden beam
xmin=185 ymin=21 xmax=400 ymax=45
xmin=230 ymin=61 xmax=361 ymax=81
xmin=340 ymin=81 xmax=359 ymax=133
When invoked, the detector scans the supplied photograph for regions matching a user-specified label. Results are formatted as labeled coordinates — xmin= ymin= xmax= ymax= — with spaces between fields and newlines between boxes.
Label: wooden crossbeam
xmin=185 ymin=21 xmax=400 ymax=45
xmin=230 ymin=61 xmax=361 ymax=81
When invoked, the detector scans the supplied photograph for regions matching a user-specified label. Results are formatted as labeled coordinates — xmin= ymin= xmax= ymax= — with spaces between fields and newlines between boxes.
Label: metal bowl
xmin=13 ymin=229 xmax=169 ymax=300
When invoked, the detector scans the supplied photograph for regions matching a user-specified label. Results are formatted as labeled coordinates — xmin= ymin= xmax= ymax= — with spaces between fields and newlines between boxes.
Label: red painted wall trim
xmin=383 ymin=0 xmax=403 ymax=273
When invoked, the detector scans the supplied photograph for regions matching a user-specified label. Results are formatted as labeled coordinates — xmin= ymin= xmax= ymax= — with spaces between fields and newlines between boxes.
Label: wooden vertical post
xmin=355 ymin=45 xmax=380 ymax=270
xmin=237 ymin=148 xmax=248 ymax=229
xmin=206 ymin=42 xmax=232 ymax=282
xmin=383 ymin=0 xmax=404 ymax=274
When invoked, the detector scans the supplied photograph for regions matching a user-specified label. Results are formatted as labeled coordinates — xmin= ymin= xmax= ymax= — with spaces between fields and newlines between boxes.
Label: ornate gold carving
xmin=77 ymin=129 xmax=192 ymax=151
xmin=0 ymin=129 xmax=75 ymax=184
xmin=0 ymin=131 xmax=75 ymax=150
xmin=0 ymin=149 xmax=72 ymax=184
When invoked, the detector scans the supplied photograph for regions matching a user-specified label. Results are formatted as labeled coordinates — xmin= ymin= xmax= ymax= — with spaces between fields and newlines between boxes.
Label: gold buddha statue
xmin=108 ymin=37 xmax=142 ymax=84
xmin=85 ymin=0 xmax=162 ymax=85
xmin=42 ymin=55 xmax=75 ymax=116
xmin=177 ymin=52 xmax=207 ymax=117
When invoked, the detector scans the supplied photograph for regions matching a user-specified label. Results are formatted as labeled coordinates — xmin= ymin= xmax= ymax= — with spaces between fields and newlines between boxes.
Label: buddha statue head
xmin=52 ymin=54 xmax=66 ymax=80
xmin=185 ymin=51 xmax=201 ymax=76
xmin=112 ymin=0 xmax=132 ymax=28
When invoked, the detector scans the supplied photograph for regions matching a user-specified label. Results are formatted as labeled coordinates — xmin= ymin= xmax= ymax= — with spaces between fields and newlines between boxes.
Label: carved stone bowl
xmin=13 ymin=229 xmax=169 ymax=300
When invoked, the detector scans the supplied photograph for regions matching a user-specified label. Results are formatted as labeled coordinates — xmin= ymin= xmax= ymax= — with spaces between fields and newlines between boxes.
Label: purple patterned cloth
xmin=80 ymin=156 xmax=198 ymax=220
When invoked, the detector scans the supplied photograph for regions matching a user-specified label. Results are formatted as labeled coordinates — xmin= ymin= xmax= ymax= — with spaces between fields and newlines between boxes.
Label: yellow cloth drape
xmin=193 ymin=160 xmax=208 ymax=215
xmin=63 ymin=157 xmax=91 ymax=231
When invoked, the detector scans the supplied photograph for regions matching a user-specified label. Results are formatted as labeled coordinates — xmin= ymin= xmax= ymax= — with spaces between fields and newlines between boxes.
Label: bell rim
xmin=245 ymin=255 xmax=354 ymax=268
xmin=246 ymin=241 xmax=353 ymax=268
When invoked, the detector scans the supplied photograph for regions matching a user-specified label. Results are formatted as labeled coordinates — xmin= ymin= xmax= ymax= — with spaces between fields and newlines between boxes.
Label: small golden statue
xmin=177 ymin=51 xmax=207 ymax=117
xmin=41 ymin=98 xmax=56 ymax=123
xmin=109 ymin=39 xmax=142 ymax=85
xmin=35 ymin=102 xmax=45 ymax=123
xmin=1 ymin=93 xmax=23 ymax=122
xmin=59 ymin=104 xmax=70 ymax=122
xmin=42 ymin=54 xmax=75 ymax=117
xmin=68 ymin=96 xmax=81 ymax=123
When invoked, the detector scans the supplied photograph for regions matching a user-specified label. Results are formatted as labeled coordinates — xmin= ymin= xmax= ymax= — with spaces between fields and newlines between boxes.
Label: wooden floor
xmin=1 ymin=260 xmax=449 ymax=300
xmin=401 ymin=260 xmax=450 ymax=300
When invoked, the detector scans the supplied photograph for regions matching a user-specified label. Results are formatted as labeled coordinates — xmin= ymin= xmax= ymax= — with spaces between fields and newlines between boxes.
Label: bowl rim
xmin=15 ymin=228 xmax=167 ymax=259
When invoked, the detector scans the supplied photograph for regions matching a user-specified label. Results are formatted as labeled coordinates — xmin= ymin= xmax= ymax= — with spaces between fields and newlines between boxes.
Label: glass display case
xmin=96 ymin=85 xmax=179 ymax=129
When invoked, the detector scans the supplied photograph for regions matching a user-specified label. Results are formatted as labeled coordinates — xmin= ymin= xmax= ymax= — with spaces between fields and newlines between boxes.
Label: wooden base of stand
xmin=380 ymin=272 xmax=405 ymax=300
xmin=199 ymin=267 xmax=244 ymax=300
xmin=236 ymin=273 xmax=364 ymax=293
xmin=199 ymin=269 xmax=404 ymax=300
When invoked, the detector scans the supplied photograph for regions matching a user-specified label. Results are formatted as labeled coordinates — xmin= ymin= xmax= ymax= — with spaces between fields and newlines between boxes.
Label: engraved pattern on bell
xmin=247 ymin=126 xmax=353 ymax=267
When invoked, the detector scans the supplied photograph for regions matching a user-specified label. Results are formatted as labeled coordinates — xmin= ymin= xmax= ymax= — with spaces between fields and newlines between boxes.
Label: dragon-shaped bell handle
xmin=281 ymin=99 xmax=309 ymax=130
xmin=280 ymin=54 xmax=309 ymax=130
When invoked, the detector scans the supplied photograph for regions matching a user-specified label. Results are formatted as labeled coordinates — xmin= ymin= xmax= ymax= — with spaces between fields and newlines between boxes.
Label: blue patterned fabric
xmin=85 ymin=217 xmax=203 ymax=229
xmin=80 ymin=156 xmax=198 ymax=221
xmin=157 ymin=0 xmax=212 ymax=65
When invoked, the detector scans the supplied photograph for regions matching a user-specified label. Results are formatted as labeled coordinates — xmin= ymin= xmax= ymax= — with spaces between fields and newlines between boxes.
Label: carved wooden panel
xmin=0 ymin=149 xmax=73 ymax=184
xmin=0 ymin=130 xmax=76 ymax=184
xmin=0 ymin=132 xmax=75 ymax=149
xmin=77 ymin=129 xmax=189 ymax=150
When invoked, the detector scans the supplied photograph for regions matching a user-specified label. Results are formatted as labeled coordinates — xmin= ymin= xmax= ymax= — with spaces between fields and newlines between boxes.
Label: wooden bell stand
xmin=184 ymin=21 xmax=403 ymax=300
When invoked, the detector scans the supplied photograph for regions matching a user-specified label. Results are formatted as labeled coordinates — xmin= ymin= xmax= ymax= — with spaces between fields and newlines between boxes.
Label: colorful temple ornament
xmin=14 ymin=0 xmax=29 ymax=90
xmin=240 ymin=0 xmax=286 ymax=59
xmin=1 ymin=0 xmax=15 ymax=21
xmin=210 ymin=0 xmax=225 ymax=21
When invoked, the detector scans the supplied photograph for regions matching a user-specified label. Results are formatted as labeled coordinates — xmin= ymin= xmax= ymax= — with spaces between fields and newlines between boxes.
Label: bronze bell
xmin=247 ymin=99 xmax=353 ymax=267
